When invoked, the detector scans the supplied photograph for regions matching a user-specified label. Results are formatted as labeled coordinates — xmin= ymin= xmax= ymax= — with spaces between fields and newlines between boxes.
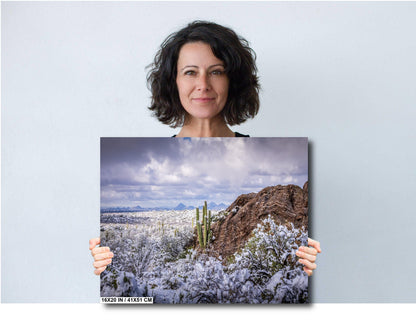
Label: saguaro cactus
xmin=196 ymin=208 xmax=204 ymax=247
xmin=195 ymin=201 xmax=212 ymax=248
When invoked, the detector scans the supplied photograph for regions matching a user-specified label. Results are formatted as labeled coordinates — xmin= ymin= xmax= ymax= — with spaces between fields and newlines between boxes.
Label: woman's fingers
xmin=89 ymin=238 xmax=100 ymax=250
xmin=298 ymin=245 xmax=318 ymax=256
xmin=303 ymin=267 xmax=313 ymax=276
xmin=90 ymin=237 xmax=112 ymax=276
xmin=308 ymin=238 xmax=321 ymax=253
xmin=94 ymin=266 xmax=107 ymax=276
xmin=298 ymin=258 xmax=317 ymax=270
xmin=296 ymin=249 xmax=316 ymax=262
xmin=296 ymin=240 xmax=321 ymax=275
xmin=91 ymin=246 xmax=110 ymax=257
xmin=93 ymin=251 xmax=114 ymax=261
xmin=93 ymin=258 xmax=112 ymax=269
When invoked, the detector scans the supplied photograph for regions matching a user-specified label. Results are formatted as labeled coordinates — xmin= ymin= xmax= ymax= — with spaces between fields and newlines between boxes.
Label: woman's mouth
xmin=193 ymin=97 xmax=215 ymax=102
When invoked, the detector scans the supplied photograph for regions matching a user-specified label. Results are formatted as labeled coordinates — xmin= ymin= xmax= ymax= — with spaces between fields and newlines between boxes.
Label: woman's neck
xmin=176 ymin=116 xmax=235 ymax=137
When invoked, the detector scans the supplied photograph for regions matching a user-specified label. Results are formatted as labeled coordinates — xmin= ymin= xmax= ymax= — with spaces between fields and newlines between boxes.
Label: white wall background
xmin=2 ymin=1 xmax=416 ymax=303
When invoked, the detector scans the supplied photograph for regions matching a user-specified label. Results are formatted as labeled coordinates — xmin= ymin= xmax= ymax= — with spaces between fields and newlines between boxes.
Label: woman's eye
xmin=211 ymin=70 xmax=224 ymax=75
xmin=184 ymin=70 xmax=196 ymax=76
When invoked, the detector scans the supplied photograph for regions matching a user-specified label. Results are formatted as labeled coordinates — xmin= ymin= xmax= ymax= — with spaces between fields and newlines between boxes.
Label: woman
xmin=90 ymin=21 xmax=321 ymax=277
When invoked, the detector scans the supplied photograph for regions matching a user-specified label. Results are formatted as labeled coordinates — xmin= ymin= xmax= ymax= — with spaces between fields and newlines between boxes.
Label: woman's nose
xmin=196 ymin=74 xmax=211 ymax=91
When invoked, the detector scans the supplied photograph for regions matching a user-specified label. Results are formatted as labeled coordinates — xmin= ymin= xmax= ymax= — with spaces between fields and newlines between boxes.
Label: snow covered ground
xmin=100 ymin=210 xmax=308 ymax=304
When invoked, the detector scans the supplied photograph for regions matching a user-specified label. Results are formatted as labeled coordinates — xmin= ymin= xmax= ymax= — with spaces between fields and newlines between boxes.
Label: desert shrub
xmin=100 ymin=212 xmax=308 ymax=303
xmin=228 ymin=215 xmax=308 ymax=303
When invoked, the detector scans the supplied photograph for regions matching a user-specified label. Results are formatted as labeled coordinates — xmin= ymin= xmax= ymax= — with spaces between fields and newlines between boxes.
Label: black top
xmin=235 ymin=132 xmax=250 ymax=137
xmin=172 ymin=132 xmax=249 ymax=137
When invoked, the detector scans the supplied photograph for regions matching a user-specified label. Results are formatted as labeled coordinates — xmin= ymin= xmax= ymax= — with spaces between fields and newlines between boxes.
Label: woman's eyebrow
xmin=180 ymin=65 xmax=198 ymax=71
xmin=180 ymin=63 xmax=225 ymax=71
xmin=208 ymin=64 xmax=225 ymax=69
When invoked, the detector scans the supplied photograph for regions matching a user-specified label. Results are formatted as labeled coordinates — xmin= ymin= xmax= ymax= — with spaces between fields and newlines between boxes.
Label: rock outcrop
xmin=205 ymin=182 xmax=308 ymax=260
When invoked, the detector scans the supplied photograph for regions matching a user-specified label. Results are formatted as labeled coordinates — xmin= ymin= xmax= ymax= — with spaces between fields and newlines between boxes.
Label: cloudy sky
xmin=101 ymin=138 xmax=308 ymax=208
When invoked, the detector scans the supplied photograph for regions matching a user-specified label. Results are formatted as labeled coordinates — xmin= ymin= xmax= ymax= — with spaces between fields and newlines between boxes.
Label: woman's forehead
xmin=177 ymin=42 xmax=224 ymax=68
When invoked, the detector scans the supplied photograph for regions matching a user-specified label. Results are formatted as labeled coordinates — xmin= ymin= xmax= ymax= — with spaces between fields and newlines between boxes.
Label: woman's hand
xmin=296 ymin=238 xmax=321 ymax=276
xmin=89 ymin=238 xmax=114 ymax=275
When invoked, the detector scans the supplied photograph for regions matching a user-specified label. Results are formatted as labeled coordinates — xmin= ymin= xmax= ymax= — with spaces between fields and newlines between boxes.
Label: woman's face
xmin=176 ymin=42 xmax=229 ymax=122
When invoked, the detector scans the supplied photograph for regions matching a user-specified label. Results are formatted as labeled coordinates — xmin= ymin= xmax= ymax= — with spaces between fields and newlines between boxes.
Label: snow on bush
xmin=229 ymin=215 xmax=308 ymax=303
xmin=100 ymin=211 xmax=308 ymax=303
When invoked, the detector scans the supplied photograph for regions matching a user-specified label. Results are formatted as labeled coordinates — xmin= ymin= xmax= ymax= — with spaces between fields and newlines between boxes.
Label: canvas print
xmin=100 ymin=137 xmax=309 ymax=304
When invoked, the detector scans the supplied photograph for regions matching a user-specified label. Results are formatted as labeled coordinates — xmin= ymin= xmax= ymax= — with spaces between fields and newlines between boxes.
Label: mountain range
xmin=101 ymin=202 xmax=228 ymax=213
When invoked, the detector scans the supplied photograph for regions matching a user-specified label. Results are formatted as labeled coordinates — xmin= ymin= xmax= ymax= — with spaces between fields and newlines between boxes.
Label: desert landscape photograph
xmin=100 ymin=137 xmax=309 ymax=303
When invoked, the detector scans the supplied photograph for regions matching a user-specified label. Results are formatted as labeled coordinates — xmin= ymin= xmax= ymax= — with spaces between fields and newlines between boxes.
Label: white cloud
xmin=183 ymin=189 xmax=197 ymax=196
xmin=179 ymin=164 xmax=196 ymax=177
xmin=283 ymin=175 xmax=293 ymax=183
xmin=101 ymin=138 xmax=308 ymax=207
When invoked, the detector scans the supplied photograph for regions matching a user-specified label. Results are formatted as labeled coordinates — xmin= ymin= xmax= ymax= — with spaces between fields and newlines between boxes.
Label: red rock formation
xmin=205 ymin=182 xmax=308 ymax=260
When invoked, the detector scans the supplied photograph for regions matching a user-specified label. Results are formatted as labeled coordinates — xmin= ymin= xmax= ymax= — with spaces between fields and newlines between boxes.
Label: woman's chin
xmin=185 ymin=110 xmax=223 ymax=123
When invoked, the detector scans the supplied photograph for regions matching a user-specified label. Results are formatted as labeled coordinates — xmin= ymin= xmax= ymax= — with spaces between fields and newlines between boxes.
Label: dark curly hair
xmin=147 ymin=21 xmax=260 ymax=128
